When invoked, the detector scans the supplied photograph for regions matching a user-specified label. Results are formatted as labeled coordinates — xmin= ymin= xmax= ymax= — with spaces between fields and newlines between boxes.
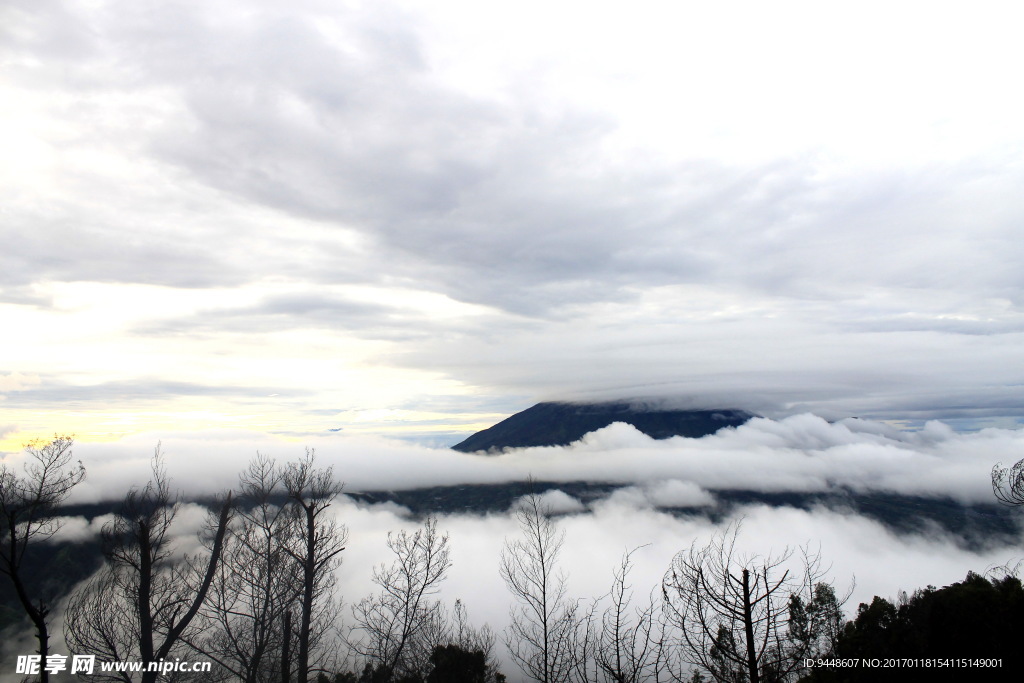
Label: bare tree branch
xmin=187 ymin=452 xmax=304 ymax=683
xmin=352 ymin=516 xmax=452 ymax=682
xmin=662 ymin=522 xmax=846 ymax=683
xmin=0 ymin=434 xmax=84 ymax=682
xmin=992 ymin=458 xmax=1024 ymax=507
xmin=500 ymin=492 xmax=581 ymax=683
xmin=283 ymin=449 xmax=347 ymax=683
xmin=64 ymin=447 xmax=232 ymax=683
xmin=592 ymin=547 xmax=659 ymax=683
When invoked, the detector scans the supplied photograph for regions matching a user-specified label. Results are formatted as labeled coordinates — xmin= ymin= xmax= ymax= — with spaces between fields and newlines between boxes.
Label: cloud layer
xmin=15 ymin=414 xmax=1013 ymax=508
xmin=6 ymin=413 xmax=1023 ymax=679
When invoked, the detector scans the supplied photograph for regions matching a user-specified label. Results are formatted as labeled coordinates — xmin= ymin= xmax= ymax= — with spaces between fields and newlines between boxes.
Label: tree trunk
xmin=298 ymin=505 xmax=315 ymax=682
xmin=282 ymin=609 xmax=292 ymax=683
xmin=139 ymin=521 xmax=156 ymax=668
xmin=741 ymin=569 xmax=759 ymax=683
xmin=8 ymin=569 xmax=50 ymax=683
xmin=32 ymin=610 xmax=50 ymax=683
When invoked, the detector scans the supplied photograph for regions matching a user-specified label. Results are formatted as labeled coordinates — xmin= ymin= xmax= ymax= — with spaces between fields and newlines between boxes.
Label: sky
xmin=3 ymin=0 xmax=1024 ymax=451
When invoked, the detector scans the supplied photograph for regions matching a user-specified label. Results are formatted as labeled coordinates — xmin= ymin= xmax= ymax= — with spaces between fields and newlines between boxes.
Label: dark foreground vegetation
xmin=801 ymin=571 xmax=1024 ymax=682
xmin=2 ymin=436 xmax=1024 ymax=682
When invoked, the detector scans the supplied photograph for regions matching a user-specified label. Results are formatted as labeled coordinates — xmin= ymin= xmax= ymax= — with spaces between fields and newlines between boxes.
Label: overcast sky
xmin=3 ymin=0 xmax=1024 ymax=449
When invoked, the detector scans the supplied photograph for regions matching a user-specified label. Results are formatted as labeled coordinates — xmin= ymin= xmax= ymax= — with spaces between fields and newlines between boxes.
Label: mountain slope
xmin=452 ymin=401 xmax=754 ymax=452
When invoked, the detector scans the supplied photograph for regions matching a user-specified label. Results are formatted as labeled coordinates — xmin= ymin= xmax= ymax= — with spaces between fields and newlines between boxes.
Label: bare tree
xmin=283 ymin=449 xmax=347 ymax=682
xmin=352 ymin=516 xmax=452 ymax=682
xmin=64 ymin=565 xmax=137 ymax=679
xmin=64 ymin=450 xmax=232 ymax=683
xmin=0 ymin=434 xmax=85 ymax=682
xmin=661 ymin=524 xmax=841 ymax=683
xmin=992 ymin=457 xmax=1024 ymax=506
xmin=188 ymin=453 xmax=303 ymax=683
xmin=500 ymin=494 xmax=581 ymax=683
xmin=448 ymin=599 xmax=503 ymax=683
xmin=591 ymin=548 xmax=661 ymax=683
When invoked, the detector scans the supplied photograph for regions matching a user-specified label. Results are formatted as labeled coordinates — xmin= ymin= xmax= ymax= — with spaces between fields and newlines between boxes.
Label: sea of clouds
xmin=3 ymin=416 xmax=1023 ymax=679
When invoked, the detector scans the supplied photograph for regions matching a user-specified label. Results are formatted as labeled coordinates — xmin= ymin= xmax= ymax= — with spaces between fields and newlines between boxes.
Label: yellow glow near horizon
xmin=0 ymin=277 xmax=504 ymax=452
xmin=0 ymin=409 xmax=504 ymax=455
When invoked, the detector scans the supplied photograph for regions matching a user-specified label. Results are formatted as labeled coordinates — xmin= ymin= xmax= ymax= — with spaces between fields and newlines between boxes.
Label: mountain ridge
xmin=452 ymin=401 xmax=755 ymax=452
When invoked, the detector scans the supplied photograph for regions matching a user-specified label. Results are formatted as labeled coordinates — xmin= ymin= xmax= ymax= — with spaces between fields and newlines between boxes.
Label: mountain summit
xmin=452 ymin=401 xmax=755 ymax=452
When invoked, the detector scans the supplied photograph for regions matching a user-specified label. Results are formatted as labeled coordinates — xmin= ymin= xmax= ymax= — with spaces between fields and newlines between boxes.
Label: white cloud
xmin=515 ymin=489 xmax=586 ymax=515
xmin=45 ymin=414 xmax=1019 ymax=510
xmin=0 ymin=372 xmax=41 ymax=392
xmin=47 ymin=515 xmax=111 ymax=543
xmin=644 ymin=480 xmax=717 ymax=508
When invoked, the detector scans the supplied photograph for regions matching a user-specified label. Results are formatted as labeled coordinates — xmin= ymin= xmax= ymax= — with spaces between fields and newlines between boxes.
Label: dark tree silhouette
xmin=284 ymin=450 xmax=347 ymax=682
xmin=787 ymin=582 xmax=844 ymax=663
xmin=804 ymin=571 xmax=1024 ymax=681
xmin=448 ymin=600 xmax=503 ymax=683
xmin=0 ymin=434 xmax=84 ymax=682
xmin=590 ymin=547 xmax=663 ymax=683
xmin=189 ymin=453 xmax=304 ymax=682
xmin=65 ymin=450 xmax=232 ymax=683
xmin=992 ymin=457 xmax=1024 ymax=506
xmin=352 ymin=517 xmax=452 ymax=682
xmin=662 ymin=524 xmax=843 ymax=683
xmin=500 ymin=493 xmax=581 ymax=683
xmin=427 ymin=644 xmax=487 ymax=683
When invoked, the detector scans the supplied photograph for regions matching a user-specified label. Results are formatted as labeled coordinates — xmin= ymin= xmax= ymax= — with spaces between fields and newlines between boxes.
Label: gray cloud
xmin=10 ymin=1 xmax=1023 ymax=312
xmin=3 ymin=378 xmax=310 ymax=409
xmin=141 ymin=293 xmax=412 ymax=336
xmin=4 ymin=0 xmax=1024 ymax=424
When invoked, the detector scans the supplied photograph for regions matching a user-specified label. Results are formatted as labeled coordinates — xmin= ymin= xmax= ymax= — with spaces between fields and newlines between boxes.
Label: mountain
xmin=451 ymin=401 xmax=755 ymax=452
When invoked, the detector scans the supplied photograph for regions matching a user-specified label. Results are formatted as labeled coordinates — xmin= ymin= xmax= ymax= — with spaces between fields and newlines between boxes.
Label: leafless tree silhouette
xmin=65 ymin=449 xmax=231 ymax=683
xmin=500 ymin=493 xmax=581 ymax=683
xmin=0 ymin=434 xmax=85 ymax=682
xmin=352 ymin=516 xmax=452 ymax=681
xmin=189 ymin=453 xmax=303 ymax=682
xmin=662 ymin=524 xmax=842 ymax=683
xmin=283 ymin=449 xmax=347 ymax=682
xmin=449 ymin=599 xmax=503 ymax=683
xmin=590 ymin=547 xmax=664 ymax=683
xmin=992 ymin=457 xmax=1024 ymax=507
